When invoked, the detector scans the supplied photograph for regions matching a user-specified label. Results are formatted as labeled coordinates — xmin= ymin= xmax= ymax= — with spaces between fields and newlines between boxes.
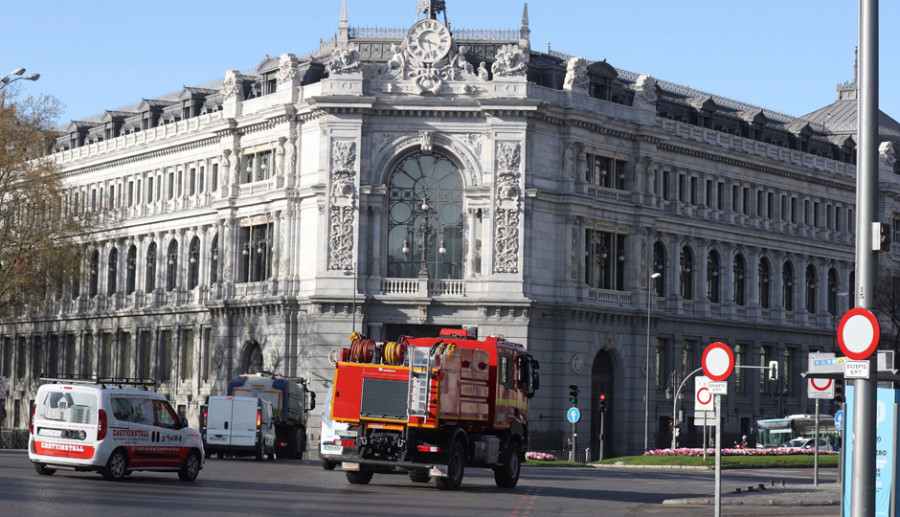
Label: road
xmin=0 ymin=450 xmax=840 ymax=516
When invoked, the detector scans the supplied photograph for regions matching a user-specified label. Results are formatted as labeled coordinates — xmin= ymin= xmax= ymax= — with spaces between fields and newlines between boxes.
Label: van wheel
xmin=34 ymin=463 xmax=56 ymax=476
xmin=436 ymin=441 xmax=465 ymax=491
xmin=493 ymin=440 xmax=521 ymax=488
xmin=178 ymin=451 xmax=201 ymax=482
xmin=102 ymin=450 xmax=128 ymax=481
xmin=346 ymin=467 xmax=374 ymax=484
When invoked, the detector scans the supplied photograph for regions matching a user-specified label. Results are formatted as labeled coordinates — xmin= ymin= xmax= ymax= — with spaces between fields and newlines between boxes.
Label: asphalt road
xmin=0 ymin=450 xmax=840 ymax=516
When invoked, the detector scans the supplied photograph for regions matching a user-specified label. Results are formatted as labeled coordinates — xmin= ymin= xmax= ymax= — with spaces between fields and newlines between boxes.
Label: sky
xmin=3 ymin=0 xmax=898 ymax=125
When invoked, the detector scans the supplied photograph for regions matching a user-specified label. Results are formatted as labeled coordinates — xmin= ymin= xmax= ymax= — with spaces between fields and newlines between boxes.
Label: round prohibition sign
xmin=702 ymin=342 xmax=735 ymax=382
xmin=810 ymin=378 xmax=834 ymax=391
xmin=837 ymin=307 xmax=880 ymax=360
xmin=696 ymin=387 xmax=712 ymax=406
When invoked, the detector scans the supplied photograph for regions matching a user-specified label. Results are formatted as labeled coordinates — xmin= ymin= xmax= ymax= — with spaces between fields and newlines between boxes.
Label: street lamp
xmin=644 ymin=271 xmax=662 ymax=452
xmin=0 ymin=67 xmax=40 ymax=91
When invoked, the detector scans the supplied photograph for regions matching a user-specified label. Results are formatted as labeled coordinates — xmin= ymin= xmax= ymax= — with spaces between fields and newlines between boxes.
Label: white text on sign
xmin=844 ymin=360 xmax=870 ymax=379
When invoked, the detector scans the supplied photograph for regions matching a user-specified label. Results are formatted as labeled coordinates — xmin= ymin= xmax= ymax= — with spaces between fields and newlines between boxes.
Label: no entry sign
xmin=837 ymin=308 xmax=880 ymax=360
xmin=807 ymin=377 xmax=835 ymax=399
xmin=702 ymin=342 xmax=734 ymax=382
xmin=695 ymin=376 xmax=713 ymax=412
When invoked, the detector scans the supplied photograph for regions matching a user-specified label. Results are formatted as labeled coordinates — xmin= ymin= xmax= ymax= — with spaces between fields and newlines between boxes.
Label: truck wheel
xmin=321 ymin=459 xmax=336 ymax=470
xmin=34 ymin=463 xmax=56 ymax=476
xmin=408 ymin=469 xmax=430 ymax=483
xmin=493 ymin=440 xmax=521 ymax=488
xmin=345 ymin=467 xmax=374 ymax=484
xmin=436 ymin=441 xmax=465 ymax=491
xmin=102 ymin=449 xmax=128 ymax=481
xmin=178 ymin=451 xmax=202 ymax=482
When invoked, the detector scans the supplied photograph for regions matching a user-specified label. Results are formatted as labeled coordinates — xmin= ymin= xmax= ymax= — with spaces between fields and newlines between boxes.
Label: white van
xmin=201 ymin=395 xmax=276 ymax=460
xmin=28 ymin=378 xmax=205 ymax=481
xmin=319 ymin=385 xmax=348 ymax=470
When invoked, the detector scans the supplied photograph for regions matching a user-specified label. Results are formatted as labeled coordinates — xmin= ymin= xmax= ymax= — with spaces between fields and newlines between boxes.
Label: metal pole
xmin=570 ymin=420 xmax=576 ymax=462
xmin=714 ymin=394 xmax=722 ymax=517
xmin=645 ymin=271 xmax=661 ymax=453
xmin=600 ymin=410 xmax=606 ymax=461
xmin=814 ymin=398 xmax=819 ymax=486
xmin=703 ymin=421 xmax=707 ymax=461
xmin=852 ymin=0 xmax=878 ymax=515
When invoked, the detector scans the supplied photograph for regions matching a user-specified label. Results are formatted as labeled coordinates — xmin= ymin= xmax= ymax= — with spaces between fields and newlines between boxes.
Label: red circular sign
xmin=837 ymin=308 xmax=880 ymax=360
xmin=810 ymin=378 xmax=833 ymax=391
xmin=696 ymin=387 xmax=712 ymax=406
xmin=702 ymin=342 xmax=734 ymax=382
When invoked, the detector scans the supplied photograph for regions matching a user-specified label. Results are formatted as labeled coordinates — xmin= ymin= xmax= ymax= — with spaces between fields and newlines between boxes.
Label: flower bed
xmin=525 ymin=451 xmax=558 ymax=461
xmin=643 ymin=447 xmax=838 ymax=456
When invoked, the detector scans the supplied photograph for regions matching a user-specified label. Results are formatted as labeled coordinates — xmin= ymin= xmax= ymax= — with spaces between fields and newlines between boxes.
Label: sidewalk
xmin=664 ymin=480 xmax=841 ymax=506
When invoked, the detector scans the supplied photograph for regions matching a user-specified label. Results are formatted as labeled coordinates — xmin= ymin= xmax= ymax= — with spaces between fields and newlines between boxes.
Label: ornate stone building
xmin=3 ymin=1 xmax=900 ymax=457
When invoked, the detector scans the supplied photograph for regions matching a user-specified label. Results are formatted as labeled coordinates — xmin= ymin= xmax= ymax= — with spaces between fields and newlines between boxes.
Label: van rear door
xmin=204 ymin=397 xmax=234 ymax=447
xmin=229 ymin=397 xmax=259 ymax=449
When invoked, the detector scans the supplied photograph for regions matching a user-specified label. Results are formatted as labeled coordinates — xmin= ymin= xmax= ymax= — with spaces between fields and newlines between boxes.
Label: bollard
xmin=584 ymin=448 xmax=590 ymax=463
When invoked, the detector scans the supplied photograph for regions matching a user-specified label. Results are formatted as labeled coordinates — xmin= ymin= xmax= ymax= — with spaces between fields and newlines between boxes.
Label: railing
xmin=586 ymin=288 xmax=632 ymax=305
xmin=379 ymin=277 xmax=466 ymax=297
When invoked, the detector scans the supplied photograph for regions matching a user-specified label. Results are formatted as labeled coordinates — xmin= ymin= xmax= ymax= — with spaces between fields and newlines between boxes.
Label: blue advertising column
xmin=843 ymin=385 xmax=899 ymax=517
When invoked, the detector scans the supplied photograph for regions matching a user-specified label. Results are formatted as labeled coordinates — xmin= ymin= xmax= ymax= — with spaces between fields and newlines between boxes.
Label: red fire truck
xmin=327 ymin=328 xmax=540 ymax=490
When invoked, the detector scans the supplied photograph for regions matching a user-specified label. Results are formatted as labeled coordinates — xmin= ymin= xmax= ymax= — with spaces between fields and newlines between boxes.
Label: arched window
xmin=827 ymin=267 xmax=839 ymax=315
xmin=188 ymin=237 xmax=200 ymax=290
xmin=89 ymin=250 xmax=99 ymax=297
xmin=107 ymin=247 xmax=118 ymax=296
xmin=782 ymin=261 xmax=794 ymax=311
xmin=125 ymin=244 xmax=137 ymax=295
xmin=145 ymin=242 xmax=157 ymax=292
xmin=805 ymin=264 xmax=817 ymax=313
xmin=241 ymin=341 xmax=263 ymax=374
xmin=209 ymin=234 xmax=219 ymax=284
xmin=733 ymin=254 xmax=746 ymax=306
xmin=386 ymin=151 xmax=463 ymax=279
xmin=166 ymin=240 xmax=178 ymax=292
xmin=653 ymin=242 xmax=666 ymax=296
xmin=758 ymin=258 xmax=771 ymax=309
xmin=707 ymin=250 xmax=720 ymax=303
xmin=680 ymin=246 xmax=693 ymax=299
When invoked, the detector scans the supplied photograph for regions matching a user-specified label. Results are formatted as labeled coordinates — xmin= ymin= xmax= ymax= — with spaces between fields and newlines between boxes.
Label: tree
xmin=0 ymin=91 xmax=88 ymax=318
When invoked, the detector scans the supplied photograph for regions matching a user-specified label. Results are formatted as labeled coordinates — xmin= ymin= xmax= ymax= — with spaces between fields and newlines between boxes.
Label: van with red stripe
xmin=28 ymin=378 xmax=205 ymax=481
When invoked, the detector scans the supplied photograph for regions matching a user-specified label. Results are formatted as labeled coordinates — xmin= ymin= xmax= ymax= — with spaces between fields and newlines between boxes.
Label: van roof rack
xmin=40 ymin=374 xmax=157 ymax=388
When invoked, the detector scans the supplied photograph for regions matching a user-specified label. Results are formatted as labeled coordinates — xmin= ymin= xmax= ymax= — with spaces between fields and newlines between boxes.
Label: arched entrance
xmin=590 ymin=351 xmax=614 ymax=460
xmin=240 ymin=341 xmax=263 ymax=374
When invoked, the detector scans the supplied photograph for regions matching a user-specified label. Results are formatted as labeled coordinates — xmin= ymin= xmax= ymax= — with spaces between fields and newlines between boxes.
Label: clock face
xmin=406 ymin=19 xmax=451 ymax=63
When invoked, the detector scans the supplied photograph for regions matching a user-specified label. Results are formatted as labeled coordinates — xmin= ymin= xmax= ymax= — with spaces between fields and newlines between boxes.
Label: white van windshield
xmin=39 ymin=389 xmax=98 ymax=425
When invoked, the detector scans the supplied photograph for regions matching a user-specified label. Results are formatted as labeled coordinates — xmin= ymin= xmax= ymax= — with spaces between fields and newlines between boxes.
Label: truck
xmin=226 ymin=372 xmax=316 ymax=459
xmin=201 ymin=396 xmax=276 ymax=460
xmin=327 ymin=328 xmax=540 ymax=490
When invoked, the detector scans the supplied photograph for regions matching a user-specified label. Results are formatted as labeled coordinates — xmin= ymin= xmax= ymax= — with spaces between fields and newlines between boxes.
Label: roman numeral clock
xmin=406 ymin=19 xmax=452 ymax=63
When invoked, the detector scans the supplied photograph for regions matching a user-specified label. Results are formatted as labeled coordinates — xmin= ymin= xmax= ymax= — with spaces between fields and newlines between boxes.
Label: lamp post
xmin=644 ymin=271 xmax=662 ymax=452
xmin=0 ymin=67 xmax=40 ymax=91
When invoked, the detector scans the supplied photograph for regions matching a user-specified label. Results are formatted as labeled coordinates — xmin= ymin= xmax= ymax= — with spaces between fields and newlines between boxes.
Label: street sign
xmin=707 ymin=381 xmax=728 ymax=395
xmin=695 ymin=376 xmax=714 ymax=412
xmin=566 ymin=406 xmax=581 ymax=424
xmin=807 ymin=377 xmax=835 ymax=399
xmin=701 ymin=342 xmax=734 ymax=382
xmin=837 ymin=307 xmax=880 ymax=360
xmin=694 ymin=413 xmax=717 ymax=427
xmin=834 ymin=410 xmax=844 ymax=431
xmin=845 ymin=360 xmax=870 ymax=379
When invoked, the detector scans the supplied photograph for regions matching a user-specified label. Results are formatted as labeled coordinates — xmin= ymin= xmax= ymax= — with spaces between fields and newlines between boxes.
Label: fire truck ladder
xmin=407 ymin=346 xmax=433 ymax=423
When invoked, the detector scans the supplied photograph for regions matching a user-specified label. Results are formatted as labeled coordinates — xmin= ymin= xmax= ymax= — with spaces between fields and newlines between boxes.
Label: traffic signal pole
xmin=851 ymin=1 xmax=878 ymax=514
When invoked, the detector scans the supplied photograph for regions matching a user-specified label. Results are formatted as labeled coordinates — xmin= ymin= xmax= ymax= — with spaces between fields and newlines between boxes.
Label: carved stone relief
xmin=491 ymin=44 xmax=528 ymax=77
xmin=563 ymin=57 xmax=590 ymax=94
xmin=277 ymin=53 xmax=297 ymax=85
xmin=328 ymin=45 xmax=362 ymax=75
xmin=329 ymin=140 xmax=357 ymax=271
xmin=494 ymin=142 xmax=522 ymax=274
xmin=633 ymin=75 xmax=659 ymax=111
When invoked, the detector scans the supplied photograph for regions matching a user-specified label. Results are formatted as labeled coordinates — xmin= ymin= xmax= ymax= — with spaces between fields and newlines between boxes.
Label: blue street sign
xmin=834 ymin=409 xmax=844 ymax=431
xmin=567 ymin=407 xmax=581 ymax=423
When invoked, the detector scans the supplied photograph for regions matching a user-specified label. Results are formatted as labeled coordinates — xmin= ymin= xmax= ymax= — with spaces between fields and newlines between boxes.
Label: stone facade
xmin=3 ymin=1 xmax=900 ymax=458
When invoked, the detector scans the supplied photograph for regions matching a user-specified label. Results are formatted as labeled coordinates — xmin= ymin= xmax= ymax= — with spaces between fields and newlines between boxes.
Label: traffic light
xmin=568 ymin=384 xmax=579 ymax=406
xmin=599 ymin=393 xmax=608 ymax=412
xmin=873 ymin=222 xmax=891 ymax=252
xmin=834 ymin=381 xmax=844 ymax=406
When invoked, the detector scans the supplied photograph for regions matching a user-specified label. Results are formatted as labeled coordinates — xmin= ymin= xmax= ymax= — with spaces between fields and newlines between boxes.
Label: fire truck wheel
xmin=493 ymin=440 xmax=521 ymax=488
xmin=436 ymin=441 xmax=465 ymax=491
xmin=346 ymin=467 xmax=374 ymax=484
xmin=321 ymin=459 xmax=337 ymax=471
xmin=408 ymin=469 xmax=431 ymax=483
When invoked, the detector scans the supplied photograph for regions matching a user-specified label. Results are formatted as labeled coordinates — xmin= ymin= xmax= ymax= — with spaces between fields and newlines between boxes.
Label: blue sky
xmin=4 ymin=0 xmax=898 ymax=124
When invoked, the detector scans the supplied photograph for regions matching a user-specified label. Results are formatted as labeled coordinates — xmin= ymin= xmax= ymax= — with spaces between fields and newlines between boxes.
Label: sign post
xmin=808 ymin=377 xmax=835 ymax=487
xmin=566 ymin=407 xmax=580 ymax=462
xmin=702 ymin=342 xmax=734 ymax=517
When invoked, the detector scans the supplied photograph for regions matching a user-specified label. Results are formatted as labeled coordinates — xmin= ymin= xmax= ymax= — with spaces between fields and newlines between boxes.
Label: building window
xmin=735 ymin=344 xmax=747 ymax=394
xmin=181 ymin=329 xmax=194 ymax=380
xmin=201 ymin=328 xmax=212 ymax=381
xmin=240 ymin=224 xmax=273 ymax=282
xmin=212 ymin=164 xmax=219 ymax=192
xmin=759 ymin=345 xmax=772 ymax=395
xmin=159 ymin=330 xmax=172 ymax=382
xmin=166 ymin=240 xmax=178 ymax=292
xmin=782 ymin=262 xmax=794 ymax=311
xmin=125 ymin=245 xmax=137 ymax=295
xmin=187 ymin=237 xmax=200 ymax=290
xmin=585 ymin=230 xmax=626 ymax=291
xmin=89 ymin=250 xmax=99 ymax=297
xmin=681 ymin=340 xmax=694 ymax=379
xmin=759 ymin=258 xmax=771 ymax=309
xmin=189 ymin=168 xmax=196 ymax=196
xmin=653 ymin=242 xmax=666 ymax=297
xmin=733 ymin=254 xmax=746 ymax=306
xmin=586 ymin=154 xmax=626 ymax=190
xmin=680 ymin=246 xmax=693 ymax=299
xmin=242 ymin=150 xmax=273 ymax=184
xmin=784 ymin=348 xmax=795 ymax=395
xmin=827 ymin=268 xmax=839 ymax=315
xmin=107 ymin=247 xmax=118 ymax=296
xmin=707 ymin=250 xmax=720 ymax=303
xmin=805 ymin=265 xmax=817 ymax=313
xmin=146 ymin=242 xmax=157 ymax=292
xmin=655 ymin=338 xmax=668 ymax=389
xmin=387 ymin=151 xmax=464 ymax=280
xmin=209 ymin=235 xmax=219 ymax=284
xmin=849 ymin=270 xmax=856 ymax=308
